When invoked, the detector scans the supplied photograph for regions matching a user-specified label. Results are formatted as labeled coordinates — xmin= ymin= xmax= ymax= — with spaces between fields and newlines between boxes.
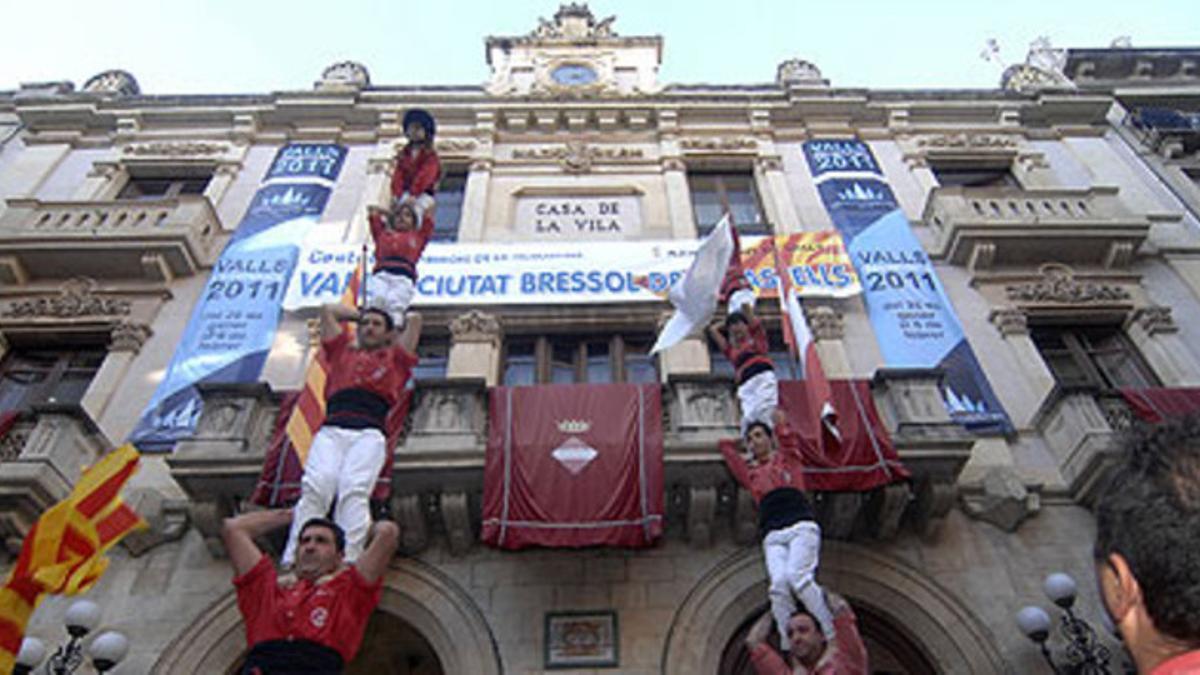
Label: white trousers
xmin=727 ymin=288 xmax=756 ymax=316
xmin=282 ymin=426 xmax=387 ymax=565
xmin=738 ymin=369 xmax=779 ymax=436
xmin=366 ymin=271 xmax=415 ymax=328
xmin=762 ymin=520 xmax=835 ymax=650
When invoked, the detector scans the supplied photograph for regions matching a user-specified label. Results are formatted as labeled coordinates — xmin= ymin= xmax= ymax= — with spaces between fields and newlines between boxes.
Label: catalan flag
xmin=0 ymin=444 xmax=146 ymax=674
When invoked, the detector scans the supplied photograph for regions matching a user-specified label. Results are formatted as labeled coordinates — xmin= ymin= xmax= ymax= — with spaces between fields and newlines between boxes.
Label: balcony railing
xmin=923 ymin=186 xmax=1151 ymax=269
xmin=0 ymin=195 xmax=222 ymax=283
xmin=170 ymin=371 xmax=976 ymax=557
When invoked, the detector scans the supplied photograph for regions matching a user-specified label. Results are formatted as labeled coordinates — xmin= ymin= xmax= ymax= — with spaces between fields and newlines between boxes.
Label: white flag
xmin=650 ymin=215 xmax=734 ymax=354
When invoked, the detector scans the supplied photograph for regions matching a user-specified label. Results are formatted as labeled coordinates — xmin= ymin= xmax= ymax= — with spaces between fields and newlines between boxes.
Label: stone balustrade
xmin=922 ymin=186 xmax=1150 ymax=269
xmin=168 ymin=370 xmax=980 ymax=558
xmin=0 ymin=195 xmax=222 ymax=283
xmin=0 ymin=404 xmax=110 ymax=560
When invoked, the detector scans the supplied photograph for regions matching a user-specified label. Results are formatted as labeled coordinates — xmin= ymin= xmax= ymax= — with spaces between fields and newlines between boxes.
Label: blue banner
xmin=130 ymin=144 xmax=346 ymax=450
xmin=804 ymin=139 xmax=882 ymax=178
xmin=807 ymin=141 xmax=1011 ymax=434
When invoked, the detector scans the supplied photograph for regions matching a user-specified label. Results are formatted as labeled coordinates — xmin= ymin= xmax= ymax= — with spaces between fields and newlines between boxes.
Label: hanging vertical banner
xmin=805 ymin=140 xmax=1011 ymax=434
xmin=129 ymin=144 xmax=347 ymax=451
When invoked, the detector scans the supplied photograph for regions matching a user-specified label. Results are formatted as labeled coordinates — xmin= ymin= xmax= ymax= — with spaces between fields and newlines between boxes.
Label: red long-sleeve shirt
xmin=390 ymin=144 xmax=441 ymax=200
xmin=370 ymin=209 xmax=435 ymax=278
xmin=719 ymin=422 xmax=811 ymax=503
xmin=748 ymin=604 xmax=869 ymax=675
xmin=723 ymin=318 xmax=774 ymax=386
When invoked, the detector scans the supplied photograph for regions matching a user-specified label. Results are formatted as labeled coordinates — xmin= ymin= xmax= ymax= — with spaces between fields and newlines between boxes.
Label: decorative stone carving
xmin=1129 ymin=305 xmax=1178 ymax=335
xmin=0 ymin=424 xmax=30 ymax=462
xmin=776 ymin=58 xmax=825 ymax=86
xmin=120 ymin=492 xmax=190 ymax=557
xmin=531 ymin=3 xmax=616 ymax=39
xmin=450 ymin=310 xmax=501 ymax=345
xmin=469 ymin=158 xmax=495 ymax=173
xmin=686 ymin=485 xmax=717 ymax=548
xmin=989 ymin=307 xmax=1028 ymax=336
xmin=395 ymin=494 xmax=429 ymax=554
xmin=1005 ymin=265 xmax=1131 ymax=304
xmin=82 ymin=69 xmax=140 ymax=96
xmin=962 ymin=466 xmax=1040 ymax=532
xmin=755 ymin=156 xmax=783 ymax=172
xmin=661 ymin=157 xmax=686 ymax=172
xmin=512 ymin=142 xmax=643 ymax=172
xmin=436 ymin=139 xmax=477 ymax=154
xmin=86 ymin=162 xmax=121 ymax=180
xmin=316 ymin=60 xmax=370 ymax=89
xmin=679 ymin=137 xmax=757 ymax=152
xmin=110 ymin=321 xmax=152 ymax=353
xmin=807 ymin=306 xmax=844 ymax=341
xmin=915 ymin=134 xmax=1018 ymax=150
xmin=124 ymin=142 xmax=228 ymax=157
xmin=2 ymin=278 xmax=131 ymax=318
xmin=441 ymin=491 xmax=473 ymax=556
xmin=366 ymin=157 xmax=394 ymax=176
xmin=816 ymin=492 xmax=863 ymax=540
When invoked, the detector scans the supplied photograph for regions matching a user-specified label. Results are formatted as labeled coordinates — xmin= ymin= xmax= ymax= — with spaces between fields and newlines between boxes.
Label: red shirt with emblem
xmin=722 ymin=318 xmax=774 ymax=386
xmin=748 ymin=603 xmax=869 ymax=675
xmin=370 ymin=209 xmax=435 ymax=278
xmin=720 ymin=422 xmax=811 ymax=502
xmin=322 ymin=332 xmax=417 ymax=408
xmin=233 ymin=554 xmax=382 ymax=664
xmin=390 ymin=144 xmax=441 ymax=199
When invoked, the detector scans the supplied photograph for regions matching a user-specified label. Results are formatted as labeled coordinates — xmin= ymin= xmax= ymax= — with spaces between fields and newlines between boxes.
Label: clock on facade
xmin=551 ymin=63 xmax=599 ymax=86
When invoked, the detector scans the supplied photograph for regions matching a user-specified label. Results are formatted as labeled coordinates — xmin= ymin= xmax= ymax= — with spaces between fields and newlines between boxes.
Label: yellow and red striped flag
xmin=285 ymin=266 xmax=363 ymax=466
xmin=0 ymin=444 xmax=146 ymax=674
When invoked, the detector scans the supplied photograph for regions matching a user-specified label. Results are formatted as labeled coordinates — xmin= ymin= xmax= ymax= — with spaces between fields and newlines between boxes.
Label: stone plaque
xmin=515 ymin=195 xmax=642 ymax=239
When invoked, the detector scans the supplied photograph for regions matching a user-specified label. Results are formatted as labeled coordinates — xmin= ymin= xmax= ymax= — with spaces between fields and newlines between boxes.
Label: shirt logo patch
xmin=310 ymin=607 xmax=329 ymax=629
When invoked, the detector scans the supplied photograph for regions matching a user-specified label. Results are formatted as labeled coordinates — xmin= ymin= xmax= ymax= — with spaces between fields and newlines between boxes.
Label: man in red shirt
xmin=1093 ymin=417 xmax=1200 ymax=674
xmin=280 ymin=303 xmax=421 ymax=566
xmin=365 ymin=202 xmax=434 ymax=328
xmin=744 ymin=592 xmax=868 ymax=675
xmin=222 ymin=509 xmax=398 ymax=674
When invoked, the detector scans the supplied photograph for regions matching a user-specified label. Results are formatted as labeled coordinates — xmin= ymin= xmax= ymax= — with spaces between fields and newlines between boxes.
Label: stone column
xmin=344 ymin=148 xmax=394 ymax=245
xmin=658 ymin=109 xmax=697 ymax=238
xmin=447 ymin=310 xmax=502 ymax=386
xmin=1125 ymin=306 xmax=1200 ymax=386
xmin=80 ymin=322 xmax=153 ymax=425
xmin=808 ymin=305 xmax=851 ymax=378
xmin=457 ymin=159 xmax=493 ymax=242
xmin=754 ymin=154 xmax=801 ymax=234
xmin=987 ymin=307 xmax=1057 ymax=426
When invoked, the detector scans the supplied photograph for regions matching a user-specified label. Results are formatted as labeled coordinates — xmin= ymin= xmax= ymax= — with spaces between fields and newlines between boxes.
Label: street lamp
xmin=13 ymin=599 xmax=129 ymax=674
xmin=1016 ymin=572 xmax=1116 ymax=675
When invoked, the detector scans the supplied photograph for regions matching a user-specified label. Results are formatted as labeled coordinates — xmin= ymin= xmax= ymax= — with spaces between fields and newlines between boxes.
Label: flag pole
xmin=359 ymin=243 xmax=368 ymax=312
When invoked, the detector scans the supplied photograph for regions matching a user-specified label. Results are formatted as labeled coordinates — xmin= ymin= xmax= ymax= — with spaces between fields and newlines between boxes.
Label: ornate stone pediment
xmin=450 ymin=310 xmax=501 ymax=344
xmin=1004 ymin=265 xmax=1131 ymax=305
xmin=2 ymin=278 xmax=131 ymax=319
xmin=531 ymin=3 xmax=616 ymax=40
xmin=916 ymin=134 xmax=1018 ymax=150
xmin=776 ymin=58 xmax=826 ymax=87
xmin=316 ymin=60 xmax=370 ymax=90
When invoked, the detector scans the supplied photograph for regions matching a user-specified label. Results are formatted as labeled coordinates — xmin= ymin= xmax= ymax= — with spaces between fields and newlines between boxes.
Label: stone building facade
xmin=3 ymin=7 xmax=1200 ymax=674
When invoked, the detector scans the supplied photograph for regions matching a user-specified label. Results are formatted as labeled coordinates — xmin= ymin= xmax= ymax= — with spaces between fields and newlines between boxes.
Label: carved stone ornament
xmin=318 ymin=60 xmax=371 ymax=88
xmin=1004 ymin=265 xmax=1131 ymax=305
xmin=2 ymin=278 xmax=132 ymax=319
xmin=1129 ymin=306 xmax=1178 ymax=335
xmin=807 ymin=306 xmax=844 ymax=341
xmin=1001 ymin=63 xmax=1073 ymax=93
xmin=124 ymin=142 xmax=228 ymax=157
xmin=450 ymin=310 xmax=501 ymax=344
xmin=82 ymin=69 xmax=140 ymax=96
xmin=989 ymin=307 xmax=1029 ymax=336
xmin=755 ymin=156 xmax=784 ymax=172
xmin=776 ymin=58 xmax=825 ymax=86
xmin=680 ymin=137 xmax=757 ymax=153
xmin=512 ymin=142 xmax=643 ymax=173
xmin=110 ymin=321 xmax=152 ymax=353
xmin=661 ymin=157 xmax=686 ymax=172
xmin=915 ymin=134 xmax=1018 ymax=150
xmin=531 ymin=3 xmax=617 ymax=40
xmin=435 ymin=139 xmax=478 ymax=154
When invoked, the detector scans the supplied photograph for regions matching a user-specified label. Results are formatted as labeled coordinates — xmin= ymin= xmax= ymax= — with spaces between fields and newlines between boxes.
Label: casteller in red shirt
xmin=322 ymin=330 xmax=417 ymax=431
xmin=234 ymin=554 xmax=382 ymax=667
xmin=369 ymin=205 xmax=435 ymax=280
xmin=748 ymin=596 xmax=868 ymax=675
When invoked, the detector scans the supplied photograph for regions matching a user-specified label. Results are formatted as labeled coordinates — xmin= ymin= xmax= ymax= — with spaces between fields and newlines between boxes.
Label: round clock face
xmin=551 ymin=64 xmax=599 ymax=86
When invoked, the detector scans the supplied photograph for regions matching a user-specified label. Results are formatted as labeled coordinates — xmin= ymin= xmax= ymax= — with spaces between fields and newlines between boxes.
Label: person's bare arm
xmin=741 ymin=299 xmax=757 ymax=323
xmin=320 ymin=302 xmax=358 ymax=341
xmin=707 ymin=321 xmax=729 ymax=354
xmin=221 ymin=509 xmax=293 ymax=577
xmin=354 ymin=520 xmax=400 ymax=584
xmin=397 ymin=311 xmax=423 ymax=352
xmin=744 ymin=610 xmax=774 ymax=649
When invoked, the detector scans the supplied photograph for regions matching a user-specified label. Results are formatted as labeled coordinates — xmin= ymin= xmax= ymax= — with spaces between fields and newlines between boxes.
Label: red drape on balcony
xmin=775 ymin=380 xmax=910 ymax=492
xmin=250 ymin=390 xmax=410 ymax=507
xmin=0 ymin=410 xmax=19 ymax=448
xmin=1119 ymin=387 xmax=1200 ymax=423
xmin=481 ymin=383 xmax=664 ymax=550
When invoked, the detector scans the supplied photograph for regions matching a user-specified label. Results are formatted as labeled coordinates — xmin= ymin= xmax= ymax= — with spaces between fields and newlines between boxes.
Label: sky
xmin=0 ymin=0 xmax=1196 ymax=95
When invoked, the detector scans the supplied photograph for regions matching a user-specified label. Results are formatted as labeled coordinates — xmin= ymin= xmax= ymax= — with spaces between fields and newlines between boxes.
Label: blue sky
xmin=1 ymin=0 xmax=1195 ymax=94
